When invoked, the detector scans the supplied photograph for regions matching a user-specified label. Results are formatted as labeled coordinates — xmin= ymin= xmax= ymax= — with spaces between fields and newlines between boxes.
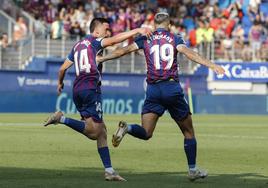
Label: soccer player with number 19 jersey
xmin=43 ymin=18 xmax=151 ymax=181
xmin=98 ymin=13 xmax=225 ymax=182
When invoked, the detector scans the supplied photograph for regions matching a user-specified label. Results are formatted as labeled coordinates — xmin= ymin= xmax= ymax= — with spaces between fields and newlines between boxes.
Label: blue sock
xmin=60 ymin=117 xmax=85 ymax=134
xmin=184 ymin=138 xmax=197 ymax=169
xmin=98 ymin=147 xmax=112 ymax=168
xmin=127 ymin=124 xmax=148 ymax=140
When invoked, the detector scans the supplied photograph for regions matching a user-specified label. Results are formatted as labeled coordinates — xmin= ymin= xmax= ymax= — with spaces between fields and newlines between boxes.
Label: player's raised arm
xmin=97 ymin=43 xmax=139 ymax=63
xmin=101 ymin=28 xmax=151 ymax=48
xmin=177 ymin=45 xmax=225 ymax=75
xmin=58 ymin=59 xmax=73 ymax=95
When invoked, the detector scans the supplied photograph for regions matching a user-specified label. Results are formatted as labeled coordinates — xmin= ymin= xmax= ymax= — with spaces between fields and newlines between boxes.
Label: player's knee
xmin=87 ymin=133 xmax=98 ymax=140
xmin=181 ymin=127 xmax=194 ymax=138
xmin=93 ymin=124 xmax=107 ymax=139
xmin=98 ymin=128 xmax=107 ymax=139
xmin=83 ymin=127 xmax=99 ymax=140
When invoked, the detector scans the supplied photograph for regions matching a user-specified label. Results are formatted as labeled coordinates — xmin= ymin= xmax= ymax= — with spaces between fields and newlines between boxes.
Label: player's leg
xmin=44 ymin=90 xmax=125 ymax=181
xmin=112 ymin=113 xmax=159 ymax=147
xmin=112 ymin=83 xmax=164 ymax=147
xmin=129 ymin=112 xmax=159 ymax=139
xmin=55 ymin=114 xmax=125 ymax=181
xmin=87 ymin=91 xmax=125 ymax=181
xmin=165 ymin=81 xmax=207 ymax=181
xmin=175 ymin=113 xmax=196 ymax=170
xmin=43 ymin=111 xmax=87 ymax=134
xmin=175 ymin=114 xmax=197 ymax=170
xmin=43 ymin=90 xmax=92 ymax=136
xmin=89 ymin=120 xmax=125 ymax=181
xmin=174 ymin=114 xmax=207 ymax=181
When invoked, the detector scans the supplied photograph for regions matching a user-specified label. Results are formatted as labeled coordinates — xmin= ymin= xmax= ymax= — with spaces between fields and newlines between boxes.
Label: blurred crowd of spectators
xmin=1 ymin=0 xmax=268 ymax=61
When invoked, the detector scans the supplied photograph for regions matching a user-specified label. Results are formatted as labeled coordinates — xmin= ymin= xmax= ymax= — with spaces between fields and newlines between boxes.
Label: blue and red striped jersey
xmin=67 ymin=35 xmax=103 ymax=92
xmin=134 ymin=28 xmax=186 ymax=83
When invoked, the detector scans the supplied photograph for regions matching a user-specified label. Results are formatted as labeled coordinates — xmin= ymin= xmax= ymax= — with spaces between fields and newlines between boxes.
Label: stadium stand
xmin=0 ymin=0 xmax=268 ymax=71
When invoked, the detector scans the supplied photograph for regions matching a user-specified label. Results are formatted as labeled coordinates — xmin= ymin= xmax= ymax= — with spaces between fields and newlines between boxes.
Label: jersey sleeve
xmin=66 ymin=47 xmax=75 ymax=63
xmin=175 ymin=34 xmax=186 ymax=48
xmin=92 ymin=37 xmax=104 ymax=52
xmin=134 ymin=35 xmax=147 ymax=49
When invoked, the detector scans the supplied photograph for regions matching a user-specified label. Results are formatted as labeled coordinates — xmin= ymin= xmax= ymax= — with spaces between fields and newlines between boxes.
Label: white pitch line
xmin=0 ymin=123 xmax=267 ymax=140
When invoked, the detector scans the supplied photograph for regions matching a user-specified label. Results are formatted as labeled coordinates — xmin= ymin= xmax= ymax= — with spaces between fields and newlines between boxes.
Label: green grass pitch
xmin=0 ymin=114 xmax=267 ymax=188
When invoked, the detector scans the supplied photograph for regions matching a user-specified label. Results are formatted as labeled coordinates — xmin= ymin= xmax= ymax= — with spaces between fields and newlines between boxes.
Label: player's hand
xmin=138 ymin=27 xmax=152 ymax=38
xmin=96 ymin=55 xmax=103 ymax=63
xmin=57 ymin=83 xmax=64 ymax=95
xmin=213 ymin=64 xmax=225 ymax=75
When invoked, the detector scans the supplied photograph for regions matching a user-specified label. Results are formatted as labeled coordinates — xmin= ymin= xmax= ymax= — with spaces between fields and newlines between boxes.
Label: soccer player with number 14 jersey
xmin=43 ymin=18 xmax=151 ymax=181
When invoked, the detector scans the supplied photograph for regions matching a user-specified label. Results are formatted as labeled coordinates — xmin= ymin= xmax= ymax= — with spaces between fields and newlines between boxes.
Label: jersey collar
xmin=156 ymin=28 xmax=168 ymax=32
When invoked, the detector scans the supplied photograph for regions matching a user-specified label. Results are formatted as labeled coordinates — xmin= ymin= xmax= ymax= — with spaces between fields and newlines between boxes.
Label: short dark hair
xmin=154 ymin=12 xmax=170 ymax=25
xmin=89 ymin=18 xmax=109 ymax=33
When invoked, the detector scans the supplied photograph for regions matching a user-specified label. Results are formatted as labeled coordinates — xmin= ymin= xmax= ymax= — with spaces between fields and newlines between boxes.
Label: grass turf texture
xmin=0 ymin=114 xmax=267 ymax=188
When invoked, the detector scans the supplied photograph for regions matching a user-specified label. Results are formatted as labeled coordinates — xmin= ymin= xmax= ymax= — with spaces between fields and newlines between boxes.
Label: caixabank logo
xmin=215 ymin=63 xmax=268 ymax=82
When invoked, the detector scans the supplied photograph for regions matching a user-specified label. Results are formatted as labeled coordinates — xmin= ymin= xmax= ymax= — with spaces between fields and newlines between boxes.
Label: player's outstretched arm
xmin=177 ymin=45 xmax=225 ymax=75
xmin=97 ymin=43 xmax=139 ymax=63
xmin=101 ymin=28 xmax=151 ymax=48
xmin=58 ymin=59 xmax=73 ymax=95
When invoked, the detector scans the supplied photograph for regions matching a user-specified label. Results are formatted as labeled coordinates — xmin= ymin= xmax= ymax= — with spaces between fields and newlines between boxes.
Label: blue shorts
xmin=142 ymin=80 xmax=191 ymax=121
xmin=73 ymin=89 xmax=103 ymax=123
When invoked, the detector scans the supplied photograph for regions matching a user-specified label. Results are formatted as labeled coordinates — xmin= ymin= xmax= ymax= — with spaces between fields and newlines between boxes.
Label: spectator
xmin=13 ymin=16 xmax=28 ymax=46
xmin=222 ymin=17 xmax=236 ymax=38
xmin=249 ymin=21 xmax=263 ymax=61
xmin=222 ymin=35 xmax=233 ymax=60
xmin=94 ymin=6 xmax=107 ymax=18
xmin=111 ymin=19 xmax=125 ymax=36
xmin=188 ymin=29 xmax=197 ymax=47
xmin=51 ymin=15 xmax=63 ymax=39
xmin=80 ymin=10 xmax=94 ymax=35
xmin=62 ymin=13 xmax=72 ymax=39
xmin=178 ymin=3 xmax=187 ymax=18
xmin=196 ymin=20 xmax=206 ymax=45
xmin=203 ymin=5 xmax=214 ymax=20
xmin=141 ymin=12 xmax=154 ymax=30
xmin=129 ymin=11 xmax=143 ymax=30
xmin=45 ymin=3 xmax=57 ymax=24
xmin=232 ymin=24 xmax=245 ymax=49
xmin=182 ymin=15 xmax=195 ymax=33
xmin=69 ymin=21 xmax=85 ymax=39
xmin=74 ymin=5 xmax=86 ymax=25
xmin=228 ymin=2 xmax=243 ymax=21
xmin=2 ymin=0 xmax=13 ymax=16
xmin=34 ymin=15 xmax=46 ymax=37
xmin=242 ymin=41 xmax=252 ymax=61
xmin=85 ymin=0 xmax=100 ymax=11
xmin=203 ymin=21 xmax=214 ymax=43
xmin=117 ymin=8 xmax=128 ymax=31
xmin=210 ymin=15 xmax=222 ymax=31
xmin=66 ymin=7 xmax=77 ymax=24
xmin=0 ymin=33 xmax=9 ymax=49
